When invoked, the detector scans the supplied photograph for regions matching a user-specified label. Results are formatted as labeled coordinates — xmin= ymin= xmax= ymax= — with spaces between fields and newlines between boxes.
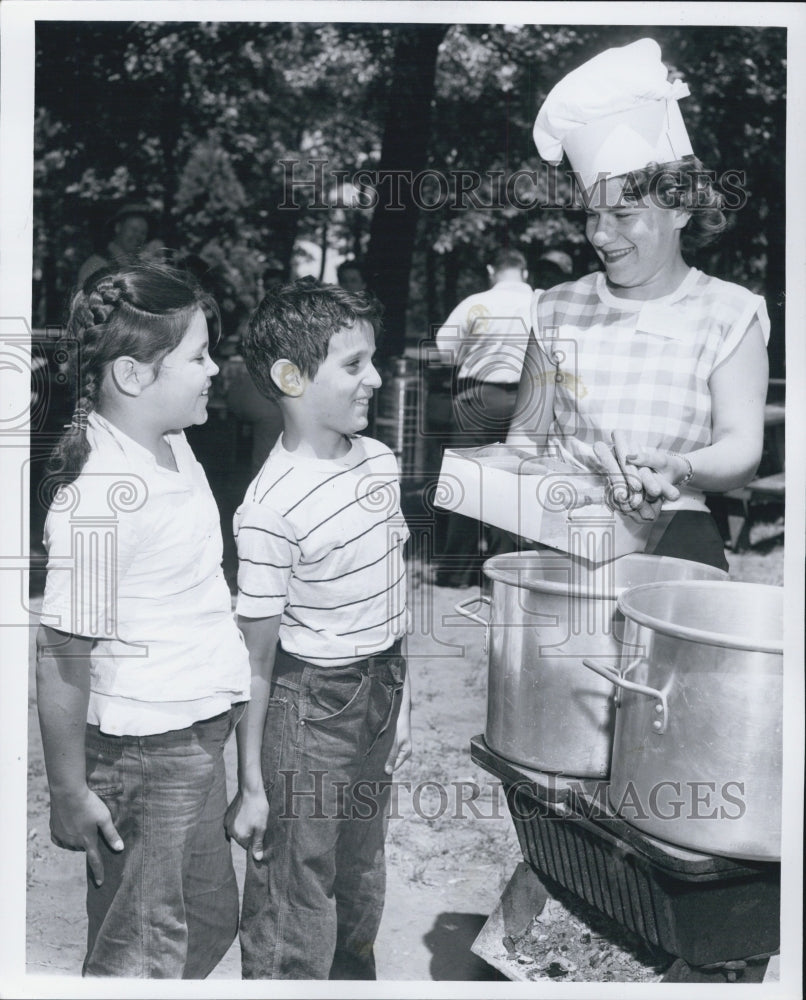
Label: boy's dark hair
xmin=243 ymin=277 xmax=384 ymax=400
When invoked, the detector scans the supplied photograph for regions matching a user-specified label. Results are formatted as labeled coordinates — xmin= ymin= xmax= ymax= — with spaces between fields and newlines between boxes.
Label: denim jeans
xmin=83 ymin=706 xmax=243 ymax=978
xmin=240 ymin=642 xmax=406 ymax=980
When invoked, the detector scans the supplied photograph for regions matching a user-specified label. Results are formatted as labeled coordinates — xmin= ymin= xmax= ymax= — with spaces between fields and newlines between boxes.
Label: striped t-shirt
xmin=234 ymin=435 xmax=409 ymax=666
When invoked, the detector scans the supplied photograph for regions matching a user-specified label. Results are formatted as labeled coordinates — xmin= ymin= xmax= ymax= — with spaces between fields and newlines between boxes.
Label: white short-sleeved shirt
xmin=435 ymin=279 xmax=534 ymax=383
xmin=40 ymin=412 xmax=251 ymax=735
xmin=534 ymin=268 xmax=771 ymax=512
xmin=234 ymin=435 xmax=409 ymax=666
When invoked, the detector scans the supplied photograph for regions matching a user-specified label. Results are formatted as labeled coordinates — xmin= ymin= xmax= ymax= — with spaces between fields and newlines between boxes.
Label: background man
xmin=433 ymin=248 xmax=534 ymax=587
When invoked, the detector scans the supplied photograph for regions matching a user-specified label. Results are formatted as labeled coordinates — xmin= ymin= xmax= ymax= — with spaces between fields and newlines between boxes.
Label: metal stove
xmin=471 ymin=735 xmax=780 ymax=984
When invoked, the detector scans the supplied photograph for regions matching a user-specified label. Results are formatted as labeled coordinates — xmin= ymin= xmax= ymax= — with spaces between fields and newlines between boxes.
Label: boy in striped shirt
xmin=226 ymin=277 xmax=412 ymax=980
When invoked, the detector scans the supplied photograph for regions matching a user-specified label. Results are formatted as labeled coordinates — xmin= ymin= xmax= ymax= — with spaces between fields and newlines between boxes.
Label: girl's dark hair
xmin=243 ymin=277 xmax=383 ymax=401
xmin=627 ymin=156 xmax=729 ymax=255
xmin=45 ymin=262 xmax=218 ymax=495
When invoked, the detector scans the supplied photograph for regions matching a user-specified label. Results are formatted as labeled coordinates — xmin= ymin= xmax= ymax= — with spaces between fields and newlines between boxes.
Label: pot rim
xmin=617 ymin=580 xmax=783 ymax=653
xmin=482 ymin=551 xmax=727 ymax=598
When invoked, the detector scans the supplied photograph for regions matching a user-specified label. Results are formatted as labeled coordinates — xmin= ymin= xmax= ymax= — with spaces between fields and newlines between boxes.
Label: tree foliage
xmin=34 ymin=21 xmax=786 ymax=372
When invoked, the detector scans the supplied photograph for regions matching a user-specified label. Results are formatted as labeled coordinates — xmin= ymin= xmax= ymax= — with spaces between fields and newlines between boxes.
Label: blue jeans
xmin=83 ymin=706 xmax=243 ymax=978
xmin=240 ymin=642 xmax=406 ymax=980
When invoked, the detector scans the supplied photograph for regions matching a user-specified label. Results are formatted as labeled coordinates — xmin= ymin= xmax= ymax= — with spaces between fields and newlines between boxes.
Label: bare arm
xmin=626 ymin=318 xmax=769 ymax=494
xmin=433 ymin=302 xmax=467 ymax=367
xmin=35 ymin=625 xmax=123 ymax=885
xmin=224 ymin=613 xmax=281 ymax=861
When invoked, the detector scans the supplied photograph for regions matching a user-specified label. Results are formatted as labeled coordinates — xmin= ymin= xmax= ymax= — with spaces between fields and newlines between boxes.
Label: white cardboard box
xmin=436 ymin=445 xmax=653 ymax=564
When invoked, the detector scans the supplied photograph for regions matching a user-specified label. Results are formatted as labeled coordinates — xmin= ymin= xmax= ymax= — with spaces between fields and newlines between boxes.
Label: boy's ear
xmin=270 ymin=359 xmax=306 ymax=398
xmin=110 ymin=356 xmax=154 ymax=396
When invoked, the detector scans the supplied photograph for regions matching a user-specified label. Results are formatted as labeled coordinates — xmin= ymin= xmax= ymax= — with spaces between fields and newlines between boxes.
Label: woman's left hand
xmin=625 ymin=446 xmax=691 ymax=497
xmin=593 ymin=432 xmax=678 ymax=523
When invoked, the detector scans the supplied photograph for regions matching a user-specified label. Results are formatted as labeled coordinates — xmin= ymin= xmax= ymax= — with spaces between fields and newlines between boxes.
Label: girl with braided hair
xmin=35 ymin=263 xmax=251 ymax=978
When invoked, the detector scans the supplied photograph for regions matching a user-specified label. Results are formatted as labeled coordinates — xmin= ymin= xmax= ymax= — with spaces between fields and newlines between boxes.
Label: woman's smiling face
xmin=585 ymin=176 xmax=690 ymax=299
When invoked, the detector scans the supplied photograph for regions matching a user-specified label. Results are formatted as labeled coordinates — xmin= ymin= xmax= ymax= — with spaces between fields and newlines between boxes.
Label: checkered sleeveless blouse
xmin=533 ymin=268 xmax=770 ymax=509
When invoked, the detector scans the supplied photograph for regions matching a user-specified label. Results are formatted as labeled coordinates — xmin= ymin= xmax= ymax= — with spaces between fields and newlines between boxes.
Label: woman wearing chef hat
xmin=506 ymin=38 xmax=770 ymax=570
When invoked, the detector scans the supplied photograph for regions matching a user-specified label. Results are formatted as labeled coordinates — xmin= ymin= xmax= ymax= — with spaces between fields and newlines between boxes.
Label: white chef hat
xmin=533 ymin=38 xmax=693 ymax=195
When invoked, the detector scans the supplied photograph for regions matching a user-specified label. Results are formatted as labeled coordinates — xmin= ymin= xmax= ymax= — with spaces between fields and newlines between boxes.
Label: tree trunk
xmin=366 ymin=24 xmax=448 ymax=360
xmin=444 ymin=249 xmax=460 ymax=317
xmin=425 ymin=240 xmax=438 ymax=336
xmin=158 ymin=72 xmax=183 ymax=247
xmin=318 ymin=215 xmax=329 ymax=281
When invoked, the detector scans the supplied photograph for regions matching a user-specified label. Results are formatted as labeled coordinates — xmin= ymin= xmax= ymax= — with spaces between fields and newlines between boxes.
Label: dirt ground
xmin=24 ymin=558 xmax=521 ymax=983
xmin=24 ymin=527 xmax=785 ymax=985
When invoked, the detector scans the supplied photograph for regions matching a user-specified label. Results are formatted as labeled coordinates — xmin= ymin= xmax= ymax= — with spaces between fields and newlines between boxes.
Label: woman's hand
xmin=49 ymin=785 xmax=124 ymax=887
xmin=593 ymin=432 xmax=678 ymax=523
xmin=624 ymin=447 xmax=691 ymax=493
xmin=225 ymin=786 xmax=269 ymax=862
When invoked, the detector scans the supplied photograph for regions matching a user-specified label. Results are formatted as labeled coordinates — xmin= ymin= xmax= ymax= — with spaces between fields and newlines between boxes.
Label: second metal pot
xmin=456 ymin=551 xmax=727 ymax=777
xmin=583 ymin=580 xmax=783 ymax=860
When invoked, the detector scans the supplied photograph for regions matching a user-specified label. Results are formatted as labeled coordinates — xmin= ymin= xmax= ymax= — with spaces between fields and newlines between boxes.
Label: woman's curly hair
xmin=628 ymin=155 xmax=729 ymax=255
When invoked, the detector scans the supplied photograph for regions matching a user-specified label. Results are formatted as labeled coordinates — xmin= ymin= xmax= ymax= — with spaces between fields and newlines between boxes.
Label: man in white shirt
xmin=433 ymin=249 xmax=534 ymax=586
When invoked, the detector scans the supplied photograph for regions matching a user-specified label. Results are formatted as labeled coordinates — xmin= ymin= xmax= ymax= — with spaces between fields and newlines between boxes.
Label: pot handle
xmin=454 ymin=595 xmax=491 ymax=653
xmin=582 ymin=657 xmax=669 ymax=734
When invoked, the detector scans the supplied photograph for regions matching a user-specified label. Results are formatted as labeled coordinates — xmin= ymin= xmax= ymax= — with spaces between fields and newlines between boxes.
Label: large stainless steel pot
xmin=455 ymin=552 xmax=727 ymax=777
xmin=583 ymin=580 xmax=782 ymax=860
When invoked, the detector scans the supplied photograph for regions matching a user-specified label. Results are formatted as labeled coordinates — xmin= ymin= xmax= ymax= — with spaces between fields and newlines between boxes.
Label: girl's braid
xmin=46 ymin=279 xmax=126 ymax=488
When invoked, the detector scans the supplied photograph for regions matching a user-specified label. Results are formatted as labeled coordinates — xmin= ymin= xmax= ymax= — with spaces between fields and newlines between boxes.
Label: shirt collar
xmin=594 ymin=267 xmax=700 ymax=311
xmin=493 ymin=280 xmax=532 ymax=290
xmin=88 ymin=411 xmax=184 ymax=475
xmin=273 ymin=432 xmax=360 ymax=469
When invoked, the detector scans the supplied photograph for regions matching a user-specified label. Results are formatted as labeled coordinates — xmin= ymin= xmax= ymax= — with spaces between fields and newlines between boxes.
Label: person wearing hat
xmin=506 ymin=38 xmax=770 ymax=571
xmin=336 ymin=258 xmax=369 ymax=294
xmin=77 ymin=203 xmax=152 ymax=286
xmin=533 ymin=248 xmax=575 ymax=291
